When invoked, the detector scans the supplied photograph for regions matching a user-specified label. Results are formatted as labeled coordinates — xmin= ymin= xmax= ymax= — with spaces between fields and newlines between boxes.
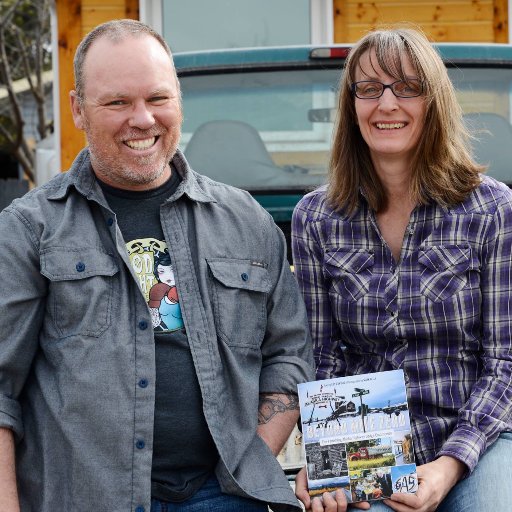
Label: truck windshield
xmin=179 ymin=66 xmax=512 ymax=190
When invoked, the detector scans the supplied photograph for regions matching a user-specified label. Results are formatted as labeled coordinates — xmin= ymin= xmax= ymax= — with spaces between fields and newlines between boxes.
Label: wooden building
xmin=55 ymin=0 xmax=138 ymax=171
xmin=333 ymin=0 xmax=509 ymax=44
xmin=54 ymin=0 xmax=510 ymax=171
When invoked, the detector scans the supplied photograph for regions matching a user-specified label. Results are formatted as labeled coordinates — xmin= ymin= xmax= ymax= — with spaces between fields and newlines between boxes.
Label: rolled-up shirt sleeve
xmin=0 ymin=206 xmax=47 ymax=440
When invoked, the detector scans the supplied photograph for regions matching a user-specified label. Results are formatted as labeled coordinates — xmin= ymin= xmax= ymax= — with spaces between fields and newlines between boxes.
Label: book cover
xmin=297 ymin=369 xmax=418 ymax=503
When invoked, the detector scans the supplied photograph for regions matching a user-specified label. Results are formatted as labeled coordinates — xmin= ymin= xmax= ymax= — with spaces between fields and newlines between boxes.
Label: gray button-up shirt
xmin=0 ymin=149 xmax=314 ymax=512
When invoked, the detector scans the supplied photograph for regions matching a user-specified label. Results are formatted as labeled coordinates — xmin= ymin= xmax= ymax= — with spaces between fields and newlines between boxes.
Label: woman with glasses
xmin=292 ymin=27 xmax=512 ymax=512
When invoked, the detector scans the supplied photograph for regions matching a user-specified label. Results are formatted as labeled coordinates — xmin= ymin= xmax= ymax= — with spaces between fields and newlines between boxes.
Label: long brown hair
xmin=328 ymin=27 xmax=484 ymax=214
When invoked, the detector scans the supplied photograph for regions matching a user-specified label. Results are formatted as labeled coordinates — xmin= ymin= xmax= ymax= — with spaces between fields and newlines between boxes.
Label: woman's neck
xmin=372 ymin=158 xmax=416 ymax=262
xmin=372 ymin=157 xmax=413 ymax=207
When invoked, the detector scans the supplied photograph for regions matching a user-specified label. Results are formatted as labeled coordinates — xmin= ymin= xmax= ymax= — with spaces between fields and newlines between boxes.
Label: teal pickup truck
xmin=175 ymin=44 xmax=512 ymax=264
xmin=175 ymin=44 xmax=512 ymax=473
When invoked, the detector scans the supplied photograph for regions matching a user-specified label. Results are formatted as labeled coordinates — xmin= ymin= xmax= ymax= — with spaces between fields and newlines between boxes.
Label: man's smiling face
xmin=70 ymin=34 xmax=182 ymax=191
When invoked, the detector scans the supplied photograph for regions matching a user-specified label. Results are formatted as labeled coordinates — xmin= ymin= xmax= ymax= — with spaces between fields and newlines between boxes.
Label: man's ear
xmin=70 ymin=90 xmax=85 ymax=130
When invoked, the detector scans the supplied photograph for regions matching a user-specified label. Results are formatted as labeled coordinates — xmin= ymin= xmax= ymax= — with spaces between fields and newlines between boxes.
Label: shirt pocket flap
xmin=418 ymin=244 xmax=473 ymax=272
xmin=40 ymin=247 xmax=118 ymax=281
xmin=207 ymin=258 xmax=271 ymax=292
xmin=324 ymin=248 xmax=374 ymax=274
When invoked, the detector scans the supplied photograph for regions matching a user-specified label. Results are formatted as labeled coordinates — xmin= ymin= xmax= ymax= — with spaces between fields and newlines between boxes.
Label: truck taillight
xmin=310 ymin=47 xmax=351 ymax=59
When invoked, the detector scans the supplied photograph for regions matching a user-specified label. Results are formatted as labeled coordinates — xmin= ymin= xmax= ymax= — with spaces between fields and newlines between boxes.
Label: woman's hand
xmin=295 ymin=466 xmax=371 ymax=512
xmin=383 ymin=456 xmax=466 ymax=511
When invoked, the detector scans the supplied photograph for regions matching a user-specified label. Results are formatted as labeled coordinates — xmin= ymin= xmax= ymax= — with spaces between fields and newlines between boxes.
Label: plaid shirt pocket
xmin=323 ymin=247 xmax=375 ymax=302
xmin=418 ymin=244 xmax=477 ymax=302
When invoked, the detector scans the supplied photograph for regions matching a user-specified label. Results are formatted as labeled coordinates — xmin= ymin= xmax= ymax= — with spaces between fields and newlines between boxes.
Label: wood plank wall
xmin=56 ymin=0 xmax=139 ymax=171
xmin=333 ymin=0 xmax=509 ymax=43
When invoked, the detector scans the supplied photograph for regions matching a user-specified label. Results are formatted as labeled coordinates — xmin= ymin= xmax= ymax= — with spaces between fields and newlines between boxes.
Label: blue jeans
xmin=366 ymin=432 xmax=512 ymax=511
xmin=150 ymin=476 xmax=268 ymax=511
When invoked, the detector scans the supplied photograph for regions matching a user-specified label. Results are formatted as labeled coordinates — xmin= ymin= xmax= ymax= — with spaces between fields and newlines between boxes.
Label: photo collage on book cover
xmin=298 ymin=370 xmax=418 ymax=503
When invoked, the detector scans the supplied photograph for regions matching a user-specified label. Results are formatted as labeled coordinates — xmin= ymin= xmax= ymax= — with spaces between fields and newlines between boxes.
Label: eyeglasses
xmin=351 ymin=79 xmax=423 ymax=99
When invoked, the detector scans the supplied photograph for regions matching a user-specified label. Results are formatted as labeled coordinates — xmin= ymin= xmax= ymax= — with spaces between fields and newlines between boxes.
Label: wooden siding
xmin=333 ymin=0 xmax=509 ymax=43
xmin=56 ymin=0 xmax=139 ymax=171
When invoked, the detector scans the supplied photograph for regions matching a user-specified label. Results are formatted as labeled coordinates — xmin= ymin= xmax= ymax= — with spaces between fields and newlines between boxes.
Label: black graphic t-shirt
xmin=99 ymin=171 xmax=218 ymax=501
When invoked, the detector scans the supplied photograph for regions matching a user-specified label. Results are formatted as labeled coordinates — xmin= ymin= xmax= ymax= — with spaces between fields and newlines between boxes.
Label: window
xmin=162 ymin=0 xmax=310 ymax=52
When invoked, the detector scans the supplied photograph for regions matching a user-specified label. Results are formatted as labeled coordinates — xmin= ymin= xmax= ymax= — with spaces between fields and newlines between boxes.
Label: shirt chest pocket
xmin=207 ymin=258 xmax=271 ymax=347
xmin=323 ymin=248 xmax=374 ymax=302
xmin=418 ymin=244 xmax=478 ymax=303
xmin=40 ymin=247 xmax=119 ymax=338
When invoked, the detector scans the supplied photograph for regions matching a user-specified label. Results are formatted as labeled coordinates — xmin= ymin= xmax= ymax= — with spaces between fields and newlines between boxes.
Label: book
xmin=297 ymin=369 xmax=418 ymax=503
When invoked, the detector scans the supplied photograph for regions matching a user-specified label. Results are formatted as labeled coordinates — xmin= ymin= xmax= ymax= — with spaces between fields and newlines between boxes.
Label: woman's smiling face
xmin=354 ymin=49 xmax=426 ymax=168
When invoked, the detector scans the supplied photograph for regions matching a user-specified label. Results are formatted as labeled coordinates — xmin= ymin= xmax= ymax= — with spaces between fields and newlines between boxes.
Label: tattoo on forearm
xmin=258 ymin=393 xmax=299 ymax=425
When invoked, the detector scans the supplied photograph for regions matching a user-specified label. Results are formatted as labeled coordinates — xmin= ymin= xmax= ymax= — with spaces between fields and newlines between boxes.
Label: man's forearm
xmin=0 ymin=428 xmax=20 ymax=511
xmin=257 ymin=392 xmax=300 ymax=456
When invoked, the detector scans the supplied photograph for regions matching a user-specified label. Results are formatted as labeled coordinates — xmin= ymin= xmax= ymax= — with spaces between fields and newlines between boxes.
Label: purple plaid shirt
xmin=291 ymin=175 xmax=512 ymax=473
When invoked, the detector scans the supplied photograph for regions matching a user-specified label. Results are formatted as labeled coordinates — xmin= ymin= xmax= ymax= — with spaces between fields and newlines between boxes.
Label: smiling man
xmin=70 ymin=27 xmax=183 ymax=191
xmin=0 ymin=19 xmax=313 ymax=512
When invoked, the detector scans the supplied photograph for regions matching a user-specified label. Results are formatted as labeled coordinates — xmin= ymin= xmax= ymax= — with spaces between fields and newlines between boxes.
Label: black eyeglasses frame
xmin=351 ymin=79 xmax=424 ymax=99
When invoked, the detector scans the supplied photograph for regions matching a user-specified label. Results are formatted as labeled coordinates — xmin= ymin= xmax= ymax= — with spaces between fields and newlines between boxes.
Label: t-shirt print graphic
xmin=126 ymin=237 xmax=184 ymax=332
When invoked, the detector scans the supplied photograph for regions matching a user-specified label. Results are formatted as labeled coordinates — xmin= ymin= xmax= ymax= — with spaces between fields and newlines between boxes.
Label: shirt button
xmin=76 ymin=262 xmax=85 ymax=272
xmin=135 ymin=439 xmax=145 ymax=449
xmin=107 ymin=217 xmax=114 ymax=226
xmin=138 ymin=320 xmax=148 ymax=330
xmin=135 ymin=507 xmax=145 ymax=512
xmin=138 ymin=378 xmax=148 ymax=388
xmin=241 ymin=272 xmax=249 ymax=281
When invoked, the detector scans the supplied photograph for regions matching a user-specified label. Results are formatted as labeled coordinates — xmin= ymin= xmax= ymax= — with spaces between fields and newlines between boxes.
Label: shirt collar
xmin=170 ymin=149 xmax=217 ymax=204
xmin=47 ymin=148 xmax=105 ymax=204
xmin=47 ymin=148 xmax=217 ymax=205
xmin=357 ymin=187 xmax=448 ymax=215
